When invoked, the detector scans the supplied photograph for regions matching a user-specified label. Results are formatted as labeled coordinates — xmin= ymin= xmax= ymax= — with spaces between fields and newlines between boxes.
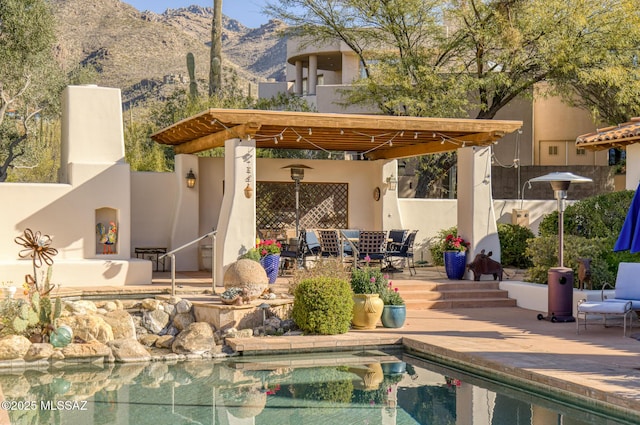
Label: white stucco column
xmin=295 ymin=60 xmax=303 ymax=95
xmin=626 ymin=144 xmax=640 ymax=190
xmin=457 ymin=146 xmax=501 ymax=277
xmin=171 ymin=154 xmax=199 ymax=270
xmin=215 ymin=138 xmax=256 ymax=285
xmin=381 ymin=160 xmax=403 ymax=230
xmin=308 ymin=55 xmax=318 ymax=95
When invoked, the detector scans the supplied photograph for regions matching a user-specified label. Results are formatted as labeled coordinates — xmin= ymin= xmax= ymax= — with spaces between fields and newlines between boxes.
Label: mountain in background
xmin=51 ymin=0 xmax=287 ymax=107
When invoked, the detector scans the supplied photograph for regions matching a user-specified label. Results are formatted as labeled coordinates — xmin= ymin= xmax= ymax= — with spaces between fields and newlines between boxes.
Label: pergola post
xmin=215 ymin=138 xmax=256 ymax=285
xmin=457 ymin=146 xmax=500 ymax=277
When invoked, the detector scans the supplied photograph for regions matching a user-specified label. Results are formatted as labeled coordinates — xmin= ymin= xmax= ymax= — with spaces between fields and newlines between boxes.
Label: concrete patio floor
xmin=59 ymin=266 xmax=640 ymax=420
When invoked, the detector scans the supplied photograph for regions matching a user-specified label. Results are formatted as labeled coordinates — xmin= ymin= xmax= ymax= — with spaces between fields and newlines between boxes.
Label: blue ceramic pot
xmin=381 ymin=304 xmax=406 ymax=328
xmin=443 ymin=251 xmax=467 ymax=280
xmin=260 ymin=254 xmax=280 ymax=284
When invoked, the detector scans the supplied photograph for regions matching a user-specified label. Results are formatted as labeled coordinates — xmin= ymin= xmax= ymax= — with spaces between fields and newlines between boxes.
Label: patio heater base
xmin=536 ymin=313 xmax=575 ymax=323
xmin=536 ymin=267 xmax=576 ymax=323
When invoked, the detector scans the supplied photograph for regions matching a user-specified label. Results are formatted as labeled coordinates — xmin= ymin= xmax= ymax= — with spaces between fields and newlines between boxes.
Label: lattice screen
xmin=256 ymin=182 xmax=348 ymax=235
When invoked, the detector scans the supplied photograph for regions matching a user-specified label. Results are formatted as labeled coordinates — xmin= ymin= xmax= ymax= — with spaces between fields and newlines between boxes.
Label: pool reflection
xmin=0 ymin=351 xmax=632 ymax=425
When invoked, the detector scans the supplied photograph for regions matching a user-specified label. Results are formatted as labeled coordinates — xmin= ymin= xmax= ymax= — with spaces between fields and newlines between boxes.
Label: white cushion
xmin=578 ymin=301 xmax=630 ymax=314
xmin=614 ymin=263 xmax=640 ymax=300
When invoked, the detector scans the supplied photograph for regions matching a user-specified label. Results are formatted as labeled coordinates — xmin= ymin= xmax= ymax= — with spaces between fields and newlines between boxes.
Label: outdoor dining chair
xmin=356 ymin=230 xmax=388 ymax=268
xmin=318 ymin=229 xmax=342 ymax=258
xmin=387 ymin=230 xmax=418 ymax=275
xmin=387 ymin=229 xmax=408 ymax=252
xmin=280 ymin=230 xmax=322 ymax=274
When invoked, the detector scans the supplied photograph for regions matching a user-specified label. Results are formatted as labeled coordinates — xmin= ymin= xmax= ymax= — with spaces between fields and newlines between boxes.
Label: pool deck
xmin=65 ymin=267 xmax=640 ymax=419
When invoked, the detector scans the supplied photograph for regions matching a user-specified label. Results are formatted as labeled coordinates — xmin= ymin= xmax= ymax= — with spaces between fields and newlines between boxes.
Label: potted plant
xmin=244 ymin=239 xmax=282 ymax=284
xmin=350 ymin=262 xmax=387 ymax=329
xmin=380 ymin=281 xmax=406 ymax=328
xmin=441 ymin=234 xmax=470 ymax=280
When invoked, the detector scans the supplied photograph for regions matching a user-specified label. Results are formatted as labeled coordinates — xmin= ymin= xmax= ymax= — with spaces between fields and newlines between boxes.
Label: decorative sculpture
xmin=467 ymin=249 xmax=503 ymax=281
xmin=97 ymin=221 xmax=117 ymax=254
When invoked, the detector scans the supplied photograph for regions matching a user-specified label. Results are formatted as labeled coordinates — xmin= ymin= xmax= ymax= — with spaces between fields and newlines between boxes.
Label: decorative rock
xmin=65 ymin=300 xmax=98 ymax=315
xmin=155 ymin=335 xmax=174 ymax=349
xmin=0 ymin=335 xmax=32 ymax=360
xmin=24 ymin=342 xmax=54 ymax=361
xmin=224 ymin=328 xmax=253 ymax=339
xmin=161 ymin=325 xmax=180 ymax=337
xmin=103 ymin=310 xmax=137 ymax=340
xmin=51 ymin=350 xmax=65 ymax=360
xmin=162 ymin=302 xmax=176 ymax=318
xmin=58 ymin=314 xmax=114 ymax=343
xmin=142 ymin=299 xmax=162 ymax=311
xmin=61 ymin=341 xmax=110 ymax=359
xmin=138 ymin=334 xmax=159 ymax=347
xmin=223 ymin=259 xmax=269 ymax=300
xmin=175 ymin=299 xmax=193 ymax=314
xmin=108 ymin=339 xmax=151 ymax=362
xmin=173 ymin=312 xmax=195 ymax=331
xmin=102 ymin=301 xmax=118 ymax=312
xmin=172 ymin=322 xmax=215 ymax=355
xmin=142 ymin=309 xmax=170 ymax=334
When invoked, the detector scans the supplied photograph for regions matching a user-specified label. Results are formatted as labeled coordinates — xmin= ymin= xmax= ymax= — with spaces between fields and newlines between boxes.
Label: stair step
xmin=401 ymin=289 xmax=510 ymax=301
xmin=406 ymin=298 xmax=517 ymax=310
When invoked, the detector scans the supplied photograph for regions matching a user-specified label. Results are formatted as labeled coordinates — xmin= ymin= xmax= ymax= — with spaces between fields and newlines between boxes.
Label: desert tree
xmin=0 ymin=0 xmax=64 ymax=182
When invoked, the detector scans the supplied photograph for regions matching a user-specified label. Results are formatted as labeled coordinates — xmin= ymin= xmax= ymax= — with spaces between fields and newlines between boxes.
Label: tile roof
xmin=576 ymin=117 xmax=640 ymax=150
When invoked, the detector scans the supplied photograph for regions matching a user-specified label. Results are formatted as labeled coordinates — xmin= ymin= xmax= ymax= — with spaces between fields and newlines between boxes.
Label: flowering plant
xmin=381 ymin=281 xmax=404 ymax=305
xmin=442 ymin=234 xmax=470 ymax=252
xmin=351 ymin=266 xmax=388 ymax=294
xmin=256 ymin=239 xmax=281 ymax=257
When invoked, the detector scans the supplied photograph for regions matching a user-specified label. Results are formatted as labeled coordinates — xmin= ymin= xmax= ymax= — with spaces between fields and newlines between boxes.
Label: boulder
xmin=155 ymin=335 xmax=174 ymax=349
xmin=142 ymin=309 xmax=170 ymax=334
xmin=0 ymin=335 xmax=31 ymax=360
xmin=138 ymin=334 xmax=159 ymax=347
xmin=141 ymin=299 xmax=162 ymax=311
xmin=24 ymin=343 xmax=55 ymax=361
xmin=58 ymin=314 xmax=114 ymax=343
xmin=223 ymin=259 xmax=269 ymax=300
xmin=172 ymin=322 xmax=215 ymax=355
xmin=61 ymin=341 xmax=110 ymax=359
xmin=173 ymin=312 xmax=195 ymax=331
xmin=103 ymin=310 xmax=137 ymax=340
xmin=108 ymin=339 xmax=151 ymax=362
xmin=64 ymin=300 xmax=98 ymax=315
xmin=175 ymin=299 xmax=193 ymax=314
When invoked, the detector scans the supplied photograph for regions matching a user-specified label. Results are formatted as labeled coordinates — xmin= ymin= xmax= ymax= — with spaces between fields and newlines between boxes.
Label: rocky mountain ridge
xmin=51 ymin=0 xmax=287 ymax=106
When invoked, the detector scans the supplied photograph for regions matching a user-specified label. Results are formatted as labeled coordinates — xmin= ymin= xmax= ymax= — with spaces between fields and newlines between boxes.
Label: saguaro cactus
xmin=187 ymin=52 xmax=198 ymax=98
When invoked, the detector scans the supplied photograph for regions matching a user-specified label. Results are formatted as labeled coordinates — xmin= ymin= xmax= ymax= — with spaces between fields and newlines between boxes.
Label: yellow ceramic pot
xmin=352 ymin=294 xmax=384 ymax=329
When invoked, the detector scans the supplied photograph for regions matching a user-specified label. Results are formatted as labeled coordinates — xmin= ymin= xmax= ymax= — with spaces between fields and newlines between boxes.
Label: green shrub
xmin=497 ymin=223 xmax=534 ymax=268
xmin=290 ymin=257 xmax=349 ymax=295
xmin=525 ymin=234 xmax=614 ymax=288
xmin=538 ymin=190 xmax=635 ymax=238
xmin=292 ymin=277 xmax=354 ymax=335
xmin=428 ymin=226 xmax=458 ymax=266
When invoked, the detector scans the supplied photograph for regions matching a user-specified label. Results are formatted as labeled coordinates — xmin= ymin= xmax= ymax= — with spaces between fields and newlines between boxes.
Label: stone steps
xmin=392 ymin=280 xmax=516 ymax=310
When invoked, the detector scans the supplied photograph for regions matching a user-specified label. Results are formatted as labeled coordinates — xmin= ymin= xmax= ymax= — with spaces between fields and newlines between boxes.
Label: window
xmin=576 ymin=148 xmax=586 ymax=156
xmin=548 ymin=146 xmax=558 ymax=156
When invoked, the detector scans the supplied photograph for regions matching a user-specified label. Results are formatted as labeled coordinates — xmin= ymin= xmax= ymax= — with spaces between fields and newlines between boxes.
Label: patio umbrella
xmin=614 ymin=182 xmax=640 ymax=253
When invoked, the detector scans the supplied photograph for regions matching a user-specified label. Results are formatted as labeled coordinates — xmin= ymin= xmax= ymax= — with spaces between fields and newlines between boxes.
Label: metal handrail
xmin=159 ymin=229 xmax=217 ymax=296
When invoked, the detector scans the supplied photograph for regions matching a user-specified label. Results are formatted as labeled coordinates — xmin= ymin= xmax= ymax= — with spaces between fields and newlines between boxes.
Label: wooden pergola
xmin=151 ymin=109 xmax=523 ymax=159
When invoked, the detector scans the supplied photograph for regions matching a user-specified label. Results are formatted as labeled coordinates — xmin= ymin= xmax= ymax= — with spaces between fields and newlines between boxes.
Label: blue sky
xmin=124 ymin=1 xmax=270 ymax=28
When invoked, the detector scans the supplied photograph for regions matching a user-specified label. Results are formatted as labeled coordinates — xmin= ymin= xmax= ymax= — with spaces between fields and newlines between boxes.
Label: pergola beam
xmin=175 ymin=123 xmax=261 ymax=154
xmin=366 ymin=131 xmax=504 ymax=160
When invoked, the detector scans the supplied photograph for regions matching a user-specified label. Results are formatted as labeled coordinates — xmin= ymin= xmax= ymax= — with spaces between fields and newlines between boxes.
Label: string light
xmin=414 ymin=132 xmax=419 ymax=139
xmin=308 ymin=128 xmax=312 ymax=135
xmin=296 ymin=135 xmax=302 ymax=142
xmin=274 ymin=137 xmax=278 ymax=144
xmin=371 ymin=136 xmax=375 ymax=143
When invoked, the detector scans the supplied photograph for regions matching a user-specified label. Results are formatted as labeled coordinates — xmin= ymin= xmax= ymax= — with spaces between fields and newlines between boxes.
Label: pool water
xmin=0 ymin=350 xmax=635 ymax=425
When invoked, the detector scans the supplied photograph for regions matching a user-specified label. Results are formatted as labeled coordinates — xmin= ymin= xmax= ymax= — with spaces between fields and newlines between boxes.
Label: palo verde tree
xmin=0 ymin=0 xmax=64 ymax=182
xmin=266 ymin=0 xmax=640 ymax=195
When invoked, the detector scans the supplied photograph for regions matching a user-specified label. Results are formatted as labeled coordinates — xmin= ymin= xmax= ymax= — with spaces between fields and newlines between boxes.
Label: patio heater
xmin=282 ymin=164 xmax=313 ymax=265
xmin=530 ymin=172 xmax=592 ymax=322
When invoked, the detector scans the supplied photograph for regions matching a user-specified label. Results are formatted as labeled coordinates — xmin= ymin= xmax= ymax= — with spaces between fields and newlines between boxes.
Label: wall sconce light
xmin=386 ymin=174 xmax=398 ymax=191
xmin=185 ymin=169 xmax=196 ymax=189
xmin=244 ymin=183 xmax=253 ymax=199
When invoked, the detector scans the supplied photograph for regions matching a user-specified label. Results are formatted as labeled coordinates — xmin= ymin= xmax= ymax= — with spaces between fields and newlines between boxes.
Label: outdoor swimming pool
xmin=0 ymin=349 xmax=634 ymax=425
